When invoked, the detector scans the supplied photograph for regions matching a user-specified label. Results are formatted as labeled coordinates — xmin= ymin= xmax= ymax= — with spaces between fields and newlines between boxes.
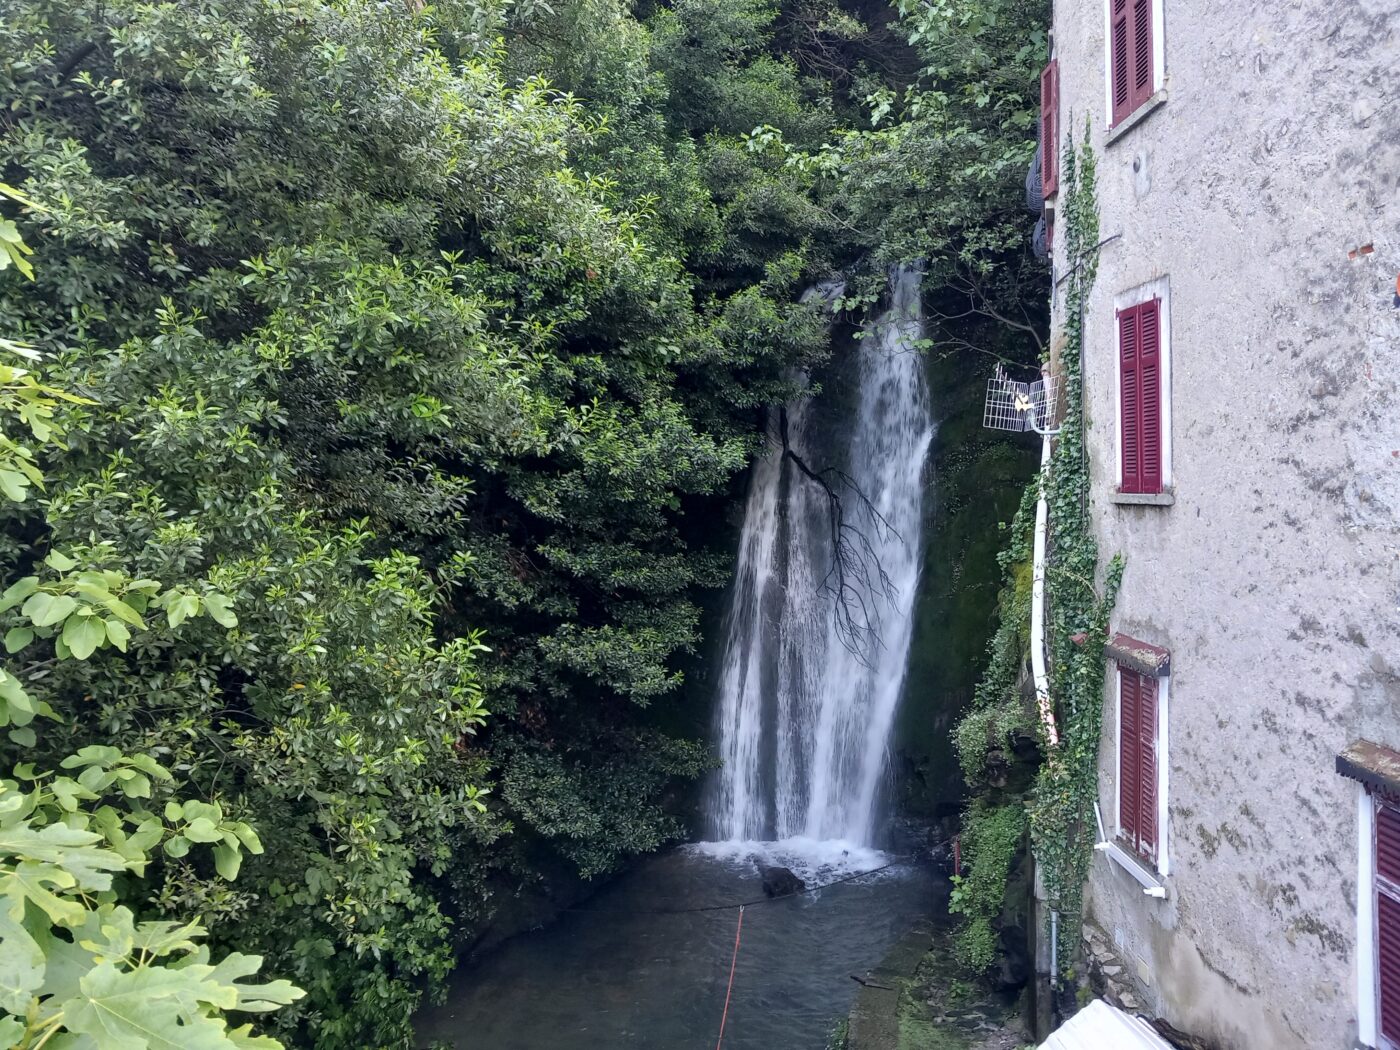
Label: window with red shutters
xmin=1040 ymin=60 xmax=1059 ymax=198
xmin=1118 ymin=298 xmax=1163 ymax=494
xmin=1109 ymin=0 xmax=1156 ymax=126
xmin=1118 ymin=665 xmax=1158 ymax=863
xmin=1376 ymin=799 xmax=1400 ymax=1045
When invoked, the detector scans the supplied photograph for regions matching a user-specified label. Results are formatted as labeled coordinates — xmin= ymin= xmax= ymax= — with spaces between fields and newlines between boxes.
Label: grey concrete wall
xmin=1048 ymin=1 xmax=1400 ymax=1047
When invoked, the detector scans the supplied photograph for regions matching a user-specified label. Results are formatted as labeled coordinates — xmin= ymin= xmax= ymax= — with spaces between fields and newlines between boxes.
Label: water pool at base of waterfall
xmin=415 ymin=840 xmax=943 ymax=1050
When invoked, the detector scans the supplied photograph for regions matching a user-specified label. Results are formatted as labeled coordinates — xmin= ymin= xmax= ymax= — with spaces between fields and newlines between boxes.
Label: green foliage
xmin=1027 ymin=130 xmax=1122 ymax=972
xmin=949 ymin=800 xmax=1026 ymax=970
xmin=0 ymin=0 xmax=841 ymax=1044
xmin=952 ymin=482 xmax=1036 ymax=783
xmin=0 ymin=230 xmax=300 ymax=1045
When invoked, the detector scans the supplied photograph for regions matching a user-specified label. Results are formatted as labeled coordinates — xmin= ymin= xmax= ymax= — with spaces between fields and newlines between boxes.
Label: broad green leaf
xmin=130 ymin=918 xmax=204 ymax=959
xmin=45 ymin=550 xmax=78 ymax=572
xmin=213 ymin=844 xmax=241 ymax=881
xmin=202 ymin=953 xmax=303 ymax=1012
xmin=163 ymin=835 xmax=191 ymax=859
xmin=103 ymin=597 xmax=147 ymax=628
xmin=0 ymin=825 xmax=125 ymax=888
xmin=0 ymin=861 xmax=84 ymax=925
xmin=105 ymin=619 xmax=131 ymax=652
xmin=0 ymin=577 xmax=38 ymax=612
xmin=0 ymin=905 xmax=45 ymax=1013
xmin=23 ymin=591 xmax=77 ymax=628
xmin=0 ymin=672 xmax=35 ymax=728
xmin=0 ymin=468 xmax=29 ymax=502
xmin=0 ymin=1016 xmax=24 ymax=1046
xmin=184 ymin=817 xmax=222 ymax=844
xmin=65 ymin=962 xmax=237 ymax=1050
xmin=8 ymin=727 xmax=35 ymax=747
xmin=4 ymin=627 xmax=34 ymax=653
xmin=62 ymin=745 xmax=123 ymax=770
xmin=202 ymin=593 xmax=238 ymax=629
xmin=61 ymin=615 xmax=106 ymax=660
xmin=228 ymin=1023 xmax=286 ymax=1049
xmin=167 ymin=593 xmax=202 ymax=629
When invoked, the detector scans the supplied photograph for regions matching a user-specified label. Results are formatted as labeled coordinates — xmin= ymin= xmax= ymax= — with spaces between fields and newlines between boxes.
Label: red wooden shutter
xmin=1138 ymin=298 xmax=1163 ymax=494
xmin=1137 ymin=674 xmax=1157 ymax=862
xmin=1118 ymin=666 xmax=1141 ymax=849
xmin=1131 ymin=0 xmax=1154 ymax=111
xmin=1110 ymin=0 xmax=1131 ymax=125
xmin=1118 ymin=305 xmax=1142 ymax=492
xmin=1377 ymin=802 xmax=1400 ymax=1041
xmin=1040 ymin=61 xmax=1059 ymax=198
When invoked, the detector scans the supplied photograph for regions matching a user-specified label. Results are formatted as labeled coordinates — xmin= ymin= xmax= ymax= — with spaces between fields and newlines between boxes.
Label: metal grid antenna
xmin=983 ymin=364 xmax=1060 ymax=435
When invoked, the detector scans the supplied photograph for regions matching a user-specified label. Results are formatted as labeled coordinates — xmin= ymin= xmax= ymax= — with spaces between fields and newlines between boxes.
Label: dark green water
xmin=417 ymin=842 xmax=941 ymax=1049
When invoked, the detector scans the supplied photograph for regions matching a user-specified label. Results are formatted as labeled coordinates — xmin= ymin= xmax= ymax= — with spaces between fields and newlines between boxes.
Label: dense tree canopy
xmin=0 ymin=0 xmax=1045 ymax=1045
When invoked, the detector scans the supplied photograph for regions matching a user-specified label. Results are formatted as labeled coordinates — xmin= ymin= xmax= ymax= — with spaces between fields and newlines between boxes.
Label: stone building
xmin=1040 ymin=1 xmax=1400 ymax=1047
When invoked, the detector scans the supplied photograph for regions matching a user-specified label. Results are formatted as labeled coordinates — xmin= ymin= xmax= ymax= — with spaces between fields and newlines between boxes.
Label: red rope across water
xmin=714 ymin=904 xmax=745 ymax=1050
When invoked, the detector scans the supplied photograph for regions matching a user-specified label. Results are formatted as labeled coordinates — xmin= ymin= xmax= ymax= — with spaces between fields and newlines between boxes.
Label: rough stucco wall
xmin=1049 ymin=1 xmax=1400 ymax=1047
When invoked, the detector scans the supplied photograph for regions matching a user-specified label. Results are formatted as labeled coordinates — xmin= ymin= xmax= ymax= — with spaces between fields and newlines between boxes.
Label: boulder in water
xmin=757 ymin=864 xmax=806 ymax=899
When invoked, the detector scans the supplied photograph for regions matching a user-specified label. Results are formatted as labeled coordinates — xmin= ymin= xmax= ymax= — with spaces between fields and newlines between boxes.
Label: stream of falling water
xmin=415 ymin=267 xmax=940 ymax=1050
xmin=705 ymin=265 xmax=933 ymax=853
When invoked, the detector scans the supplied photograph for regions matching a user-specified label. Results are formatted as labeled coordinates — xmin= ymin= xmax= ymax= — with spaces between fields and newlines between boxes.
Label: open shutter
xmin=1137 ymin=674 xmax=1158 ymax=862
xmin=1377 ymin=802 xmax=1400 ymax=1042
xmin=1118 ymin=666 xmax=1141 ymax=850
xmin=1040 ymin=61 xmax=1059 ymax=198
xmin=1138 ymin=298 xmax=1163 ymax=494
xmin=1131 ymin=0 xmax=1155 ymax=110
xmin=1110 ymin=0 xmax=1131 ymax=125
xmin=1118 ymin=305 xmax=1142 ymax=493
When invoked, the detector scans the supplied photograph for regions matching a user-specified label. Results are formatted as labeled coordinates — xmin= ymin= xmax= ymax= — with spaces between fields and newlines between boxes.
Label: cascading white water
xmin=706 ymin=266 xmax=933 ymax=851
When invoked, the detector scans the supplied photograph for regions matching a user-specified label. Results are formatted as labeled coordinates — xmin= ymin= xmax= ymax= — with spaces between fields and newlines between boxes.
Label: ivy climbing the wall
xmin=949 ymin=128 xmax=1122 ymax=981
xmin=1029 ymin=128 xmax=1123 ymax=971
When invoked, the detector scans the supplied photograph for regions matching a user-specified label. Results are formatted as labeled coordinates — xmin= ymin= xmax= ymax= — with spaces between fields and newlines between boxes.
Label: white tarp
xmin=1039 ymin=999 xmax=1176 ymax=1050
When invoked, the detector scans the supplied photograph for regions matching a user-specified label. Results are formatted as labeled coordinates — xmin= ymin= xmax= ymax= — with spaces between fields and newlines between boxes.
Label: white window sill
xmin=1105 ymin=89 xmax=1169 ymax=146
xmin=1110 ymin=488 xmax=1174 ymax=507
xmin=1096 ymin=840 xmax=1168 ymax=897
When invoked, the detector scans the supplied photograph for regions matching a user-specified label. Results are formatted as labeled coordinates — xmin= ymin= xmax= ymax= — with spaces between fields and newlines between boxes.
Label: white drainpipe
xmin=1031 ymin=431 xmax=1058 ymax=746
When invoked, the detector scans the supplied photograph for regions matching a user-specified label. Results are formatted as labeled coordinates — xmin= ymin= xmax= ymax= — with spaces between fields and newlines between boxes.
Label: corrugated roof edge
xmin=1337 ymin=739 xmax=1400 ymax=796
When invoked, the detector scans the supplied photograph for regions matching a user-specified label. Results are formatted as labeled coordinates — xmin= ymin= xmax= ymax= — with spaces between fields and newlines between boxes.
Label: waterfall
xmin=706 ymin=265 xmax=934 ymax=848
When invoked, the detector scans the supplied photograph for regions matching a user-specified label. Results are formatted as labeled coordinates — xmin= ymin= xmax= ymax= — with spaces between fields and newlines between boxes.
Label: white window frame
xmin=1112 ymin=276 xmax=1173 ymax=493
xmin=1360 ymin=786 xmax=1379 ymax=1048
xmin=1108 ymin=663 xmax=1169 ymax=882
xmin=1101 ymin=0 xmax=1167 ymax=129
xmin=1360 ymin=790 xmax=1400 ymax=1050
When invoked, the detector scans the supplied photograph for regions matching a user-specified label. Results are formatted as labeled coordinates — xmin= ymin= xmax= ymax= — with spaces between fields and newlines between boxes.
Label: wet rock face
xmin=757 ymin=864 xmax=807 ymax=898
